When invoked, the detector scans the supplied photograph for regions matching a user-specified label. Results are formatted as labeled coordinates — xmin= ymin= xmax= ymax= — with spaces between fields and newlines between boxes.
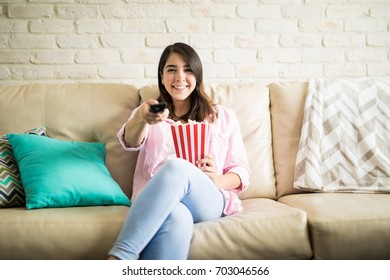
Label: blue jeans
xmin=108 ymin=158 xmax=225 ymax=260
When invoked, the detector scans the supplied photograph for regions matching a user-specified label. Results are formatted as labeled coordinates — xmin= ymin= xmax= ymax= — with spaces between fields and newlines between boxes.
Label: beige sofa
xmin=0 ymin=81 xmax=389 ymax=260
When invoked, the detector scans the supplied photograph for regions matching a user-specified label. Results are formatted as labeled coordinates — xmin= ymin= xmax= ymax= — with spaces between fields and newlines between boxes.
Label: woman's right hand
xmin=123 ymin=99 xmax=169 ymax=147
xmin=137 ymin=99 xmax=169 ymax=125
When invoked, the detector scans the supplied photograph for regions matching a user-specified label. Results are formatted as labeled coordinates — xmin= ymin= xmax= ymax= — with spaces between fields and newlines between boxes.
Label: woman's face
xmin=161 ymin=52 xmax=196 ymax=107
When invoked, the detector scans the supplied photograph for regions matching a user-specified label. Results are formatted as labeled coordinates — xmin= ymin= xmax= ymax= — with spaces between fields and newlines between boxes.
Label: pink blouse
xmin=117 ymin=104 xmax=250 ymax=215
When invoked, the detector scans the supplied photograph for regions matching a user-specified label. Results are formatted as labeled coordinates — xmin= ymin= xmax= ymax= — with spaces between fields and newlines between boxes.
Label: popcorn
xmin=170 ymin=120 xmax=211 ymax=166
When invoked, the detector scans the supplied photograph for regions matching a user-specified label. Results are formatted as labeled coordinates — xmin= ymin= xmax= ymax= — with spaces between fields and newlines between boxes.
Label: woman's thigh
xmin=165 ymin=158 xmax=225 ymax=223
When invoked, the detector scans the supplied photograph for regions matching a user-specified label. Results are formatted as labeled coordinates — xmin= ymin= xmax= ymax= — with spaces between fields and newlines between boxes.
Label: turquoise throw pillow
xmin=7 ymin=134 xmax=130 ymax=209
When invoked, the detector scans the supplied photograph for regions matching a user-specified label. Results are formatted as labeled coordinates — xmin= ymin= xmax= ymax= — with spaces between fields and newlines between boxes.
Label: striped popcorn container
xmin=170 ymin=121 xmax=211 ymax=166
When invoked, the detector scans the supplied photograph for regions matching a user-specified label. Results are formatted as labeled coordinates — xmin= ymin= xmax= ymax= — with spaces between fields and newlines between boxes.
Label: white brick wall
xmin=0 ymin=0 xmax=389 ymax=87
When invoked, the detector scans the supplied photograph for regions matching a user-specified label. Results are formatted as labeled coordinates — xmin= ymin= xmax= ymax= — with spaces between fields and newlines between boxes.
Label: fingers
xmin=142 ymin=100 xmax=169 ymax=125
xmin=146 ymin=109 xmax=168 ymax=124
xmin=197 ymin=154 xmax=212 ymax=165
xmin=197 ymin=155 xmax=219 ymax=186
xmin=197 ymin=154 xmax=214 ymax=170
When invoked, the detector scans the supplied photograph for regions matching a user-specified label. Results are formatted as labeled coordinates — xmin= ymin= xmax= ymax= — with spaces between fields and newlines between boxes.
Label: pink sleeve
xmin=223 ymin=111 xmax=251 ymax=194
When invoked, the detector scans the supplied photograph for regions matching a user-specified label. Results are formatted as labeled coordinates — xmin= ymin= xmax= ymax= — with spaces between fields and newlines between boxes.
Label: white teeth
xmin=173 ymin=85 xmax=187 ymax=90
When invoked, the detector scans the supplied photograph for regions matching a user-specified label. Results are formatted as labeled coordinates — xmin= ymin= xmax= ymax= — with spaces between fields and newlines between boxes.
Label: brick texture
xmin=0 ymin=0 xmax=389 ymax=86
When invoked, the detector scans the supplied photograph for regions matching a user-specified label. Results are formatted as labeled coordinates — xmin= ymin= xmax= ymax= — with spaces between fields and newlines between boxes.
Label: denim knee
xmin=165 ymin=204 xmax=193 ymax=239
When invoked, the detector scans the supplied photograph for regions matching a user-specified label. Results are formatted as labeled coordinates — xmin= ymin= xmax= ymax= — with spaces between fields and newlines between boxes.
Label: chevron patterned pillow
xmin=0 ymin=127 xmax=46 ymax=208
xmin=294 ymin=78 xmax=390 ymax=193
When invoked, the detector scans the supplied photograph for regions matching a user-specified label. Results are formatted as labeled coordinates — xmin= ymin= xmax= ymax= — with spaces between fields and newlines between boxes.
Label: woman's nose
xmin=175 ymin=70 xmax=185 ymax=81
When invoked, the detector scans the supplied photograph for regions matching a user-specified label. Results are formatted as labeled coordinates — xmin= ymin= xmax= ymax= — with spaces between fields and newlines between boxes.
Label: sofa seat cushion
xmin=0 ymin=206 xmax=129 ymax=260
xmin=279 ymin=193 xmax=390 ymax=259
xmin=189 ymin=198 xmax=312 ymax=260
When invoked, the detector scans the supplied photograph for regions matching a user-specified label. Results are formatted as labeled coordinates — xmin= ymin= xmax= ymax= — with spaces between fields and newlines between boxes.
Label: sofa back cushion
xmin=210 ymin=83 xmax=276 ymax=199
xmin=139 ymin=83 xmax=276 ymax=200
xmin=268 ymin=81 xmax=308 ymax=198
xmin=0 ymin=84 xmax=140 ymax=199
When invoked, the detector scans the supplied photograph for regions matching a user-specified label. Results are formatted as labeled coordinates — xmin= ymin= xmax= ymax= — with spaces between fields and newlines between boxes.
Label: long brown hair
xmin=157 ymin=42 xmax=216 ymax=122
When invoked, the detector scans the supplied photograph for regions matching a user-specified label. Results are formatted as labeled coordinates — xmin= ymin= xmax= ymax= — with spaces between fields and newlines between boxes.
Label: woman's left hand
xmin=197 ymin=154 xmax=220 ymax=187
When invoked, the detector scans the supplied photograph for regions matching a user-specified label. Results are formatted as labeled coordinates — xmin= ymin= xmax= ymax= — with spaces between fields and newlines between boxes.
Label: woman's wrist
xmin=216 ymin=173 xmax=241 ymax=190
xmin=134 ymin=107 xmax=148 ymax=125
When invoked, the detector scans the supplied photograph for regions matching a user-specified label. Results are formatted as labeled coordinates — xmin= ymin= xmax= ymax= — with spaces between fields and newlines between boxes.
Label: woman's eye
xmin=166 ymin=69 xmax=175 ymax=73
xmin=185 ymin=68 xmax=193 ymax=73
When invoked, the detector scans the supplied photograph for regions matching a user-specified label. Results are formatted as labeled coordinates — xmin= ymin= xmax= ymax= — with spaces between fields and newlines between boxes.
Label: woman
xmin=108 ymin=42 xmax=250 ymax=260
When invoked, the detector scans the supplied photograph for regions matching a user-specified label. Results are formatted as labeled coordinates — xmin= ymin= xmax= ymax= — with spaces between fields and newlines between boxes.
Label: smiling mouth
xmin=172 ymin=85 xmax=188 ymax=90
